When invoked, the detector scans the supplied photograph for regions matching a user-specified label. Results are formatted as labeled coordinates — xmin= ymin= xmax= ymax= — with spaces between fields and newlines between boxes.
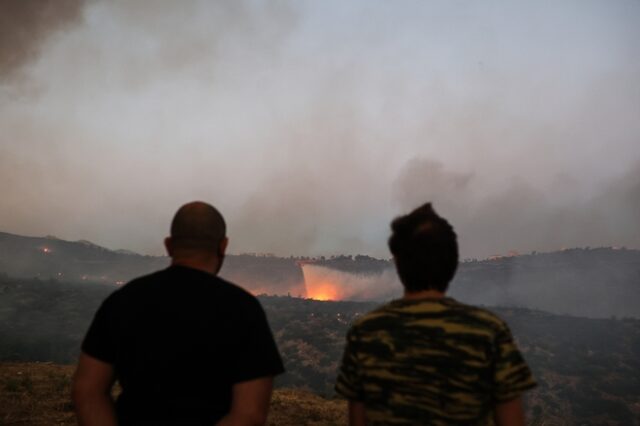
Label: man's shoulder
xmin=351 ymin=297 xmax=508 ymax=334
xmin=445 ymin=298 xmax=509 ymax=330
xmin=109 ymin=268 xmax=170 ymax=296
xmin=215 ymin=275 xmax=263 ymax=307
xmin=348 ymin=299 xmax=409 ymax=331
xmin=113 ymin=267 xmax=259 ymax=305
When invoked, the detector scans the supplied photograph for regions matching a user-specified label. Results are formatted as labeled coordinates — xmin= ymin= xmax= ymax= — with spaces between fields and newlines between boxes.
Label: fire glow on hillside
xmin=306 ymin=281 xmax=342 ymax=301
xmin=300 ymin=264 xmax=400 ymax=302
xmin=301 ymin=265 xmax=344 ymax=301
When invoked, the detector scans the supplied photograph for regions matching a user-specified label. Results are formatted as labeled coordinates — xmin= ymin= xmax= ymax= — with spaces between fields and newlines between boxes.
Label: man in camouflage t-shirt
xmin=336 ymin=203 xmax=536 ymax=425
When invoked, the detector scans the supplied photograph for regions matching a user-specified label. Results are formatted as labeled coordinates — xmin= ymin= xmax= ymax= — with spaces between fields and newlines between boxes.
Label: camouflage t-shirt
xmin=335 ymin=297 xmax=536 ymax=425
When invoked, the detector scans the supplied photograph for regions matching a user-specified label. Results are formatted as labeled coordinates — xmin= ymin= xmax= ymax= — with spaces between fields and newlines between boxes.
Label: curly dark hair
xmin=388 ymin=203 xmax=459 ymax=292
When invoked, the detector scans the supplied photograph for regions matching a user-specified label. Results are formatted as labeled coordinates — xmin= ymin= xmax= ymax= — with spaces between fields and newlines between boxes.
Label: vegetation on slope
xmin=1 ymin=276 xmax=639 ymax=425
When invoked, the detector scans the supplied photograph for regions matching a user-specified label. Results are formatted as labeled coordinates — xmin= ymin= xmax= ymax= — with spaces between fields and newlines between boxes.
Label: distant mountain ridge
xmin=298 ymin=248 xmax=640 ymax=318
xmin=450 ymin=247 xmax=640 ymax=318
xmin=0 ymin=231 xmax=168 ymax=284
xmin=0 ymin=231 xmax=305 ymax=295
xmin=0 ymin=231 xmax=639 ymax=317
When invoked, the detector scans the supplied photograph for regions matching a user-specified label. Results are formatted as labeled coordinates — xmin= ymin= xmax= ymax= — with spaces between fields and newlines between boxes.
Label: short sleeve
xmin=81 ymin=297 xmax=117 ymax=364
xmin=335 ymin=326 xmax=364 ymax=400
xmin=492 ymin=323 xmax=537 ymax=402
xmin=228 ymin=300 xmax=285 ymax=383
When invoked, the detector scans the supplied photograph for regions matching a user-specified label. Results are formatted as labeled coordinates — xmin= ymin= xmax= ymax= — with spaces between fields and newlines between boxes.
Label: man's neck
xmin=403 ymin=289 xmax=446 ymax=300
xmin=171 ymin=258 xmax=221 ymax=275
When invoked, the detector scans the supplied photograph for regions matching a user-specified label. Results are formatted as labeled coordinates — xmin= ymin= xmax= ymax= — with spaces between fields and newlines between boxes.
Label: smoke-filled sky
xmin=1 ymin=0 xmax=639 ymax=259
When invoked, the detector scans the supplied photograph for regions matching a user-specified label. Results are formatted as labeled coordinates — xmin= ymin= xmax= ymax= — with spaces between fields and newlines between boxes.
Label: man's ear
xmin=219 ymin=237 xmax=229 ymax=256
xmin=164 ymin=237 xmax=173 ymax=257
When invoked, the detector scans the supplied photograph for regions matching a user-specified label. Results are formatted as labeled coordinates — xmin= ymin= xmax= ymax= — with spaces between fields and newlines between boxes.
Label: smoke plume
xmin=0 ymin=0 xmax=85 ymax=81
xmin=393 ymin=158 xmax=640 ymax=258
xmin=0 ymin=1 xmax=638 ymax=259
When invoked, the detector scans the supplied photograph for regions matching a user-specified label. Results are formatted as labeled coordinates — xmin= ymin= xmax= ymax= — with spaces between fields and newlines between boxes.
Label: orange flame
xmin=307 ymin=281 xmax=341 ymax=301
xmin=301 ymin=266 xmax=344 ymax=301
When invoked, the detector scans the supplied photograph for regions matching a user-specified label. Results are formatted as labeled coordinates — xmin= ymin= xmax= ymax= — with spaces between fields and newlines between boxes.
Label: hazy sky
xmin=1 ymin=0 xmax=639 ymax=259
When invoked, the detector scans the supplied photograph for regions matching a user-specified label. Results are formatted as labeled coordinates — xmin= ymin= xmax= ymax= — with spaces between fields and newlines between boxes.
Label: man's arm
xmin=216 ymin=376 xmax=274 ymax=426
xmin=72 ymin=353 xmax=117 ymax=426
xmin=494 ymin=396 xmax=525 ymax=426
xmin=348 ymin=400 xmax=367 ymax=426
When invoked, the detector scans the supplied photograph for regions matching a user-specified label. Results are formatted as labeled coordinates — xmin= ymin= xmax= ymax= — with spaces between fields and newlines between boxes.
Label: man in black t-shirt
xmin=72 ymin=201 xmax=284 ymax=426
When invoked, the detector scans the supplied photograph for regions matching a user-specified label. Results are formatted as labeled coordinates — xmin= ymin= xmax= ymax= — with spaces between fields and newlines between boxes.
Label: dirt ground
xmin=0 ymin=362 xmax=346 ymax=426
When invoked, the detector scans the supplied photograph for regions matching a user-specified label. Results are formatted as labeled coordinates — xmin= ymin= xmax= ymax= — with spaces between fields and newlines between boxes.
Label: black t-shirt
xmin=81 ymin=265 xmax=285 ymax=425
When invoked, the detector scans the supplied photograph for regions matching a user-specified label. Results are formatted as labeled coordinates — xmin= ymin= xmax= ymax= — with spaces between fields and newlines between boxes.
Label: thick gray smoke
xmin=0 ymin=1 xmax=638 ymax=259
xmin=0 ymin=0 xmax=85 ymax=81
xmin=394 ymin=158 xmax=640 ymax=257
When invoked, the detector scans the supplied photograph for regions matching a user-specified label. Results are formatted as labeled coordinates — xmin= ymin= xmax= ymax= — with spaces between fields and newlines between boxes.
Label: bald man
xmin=72 ymin=202 xmax=284 ymax=426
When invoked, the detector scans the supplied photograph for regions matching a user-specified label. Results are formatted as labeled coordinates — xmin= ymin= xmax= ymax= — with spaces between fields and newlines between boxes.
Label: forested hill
xmin=450 ymin=247 xmax=640 ymax=318
xmin=0 ymin=231 xmax=305 ymax=296
xmin=1 ymin=231 xmax=639 ymax=317
xmin=309 ymin=249 xmax=640 ymax=317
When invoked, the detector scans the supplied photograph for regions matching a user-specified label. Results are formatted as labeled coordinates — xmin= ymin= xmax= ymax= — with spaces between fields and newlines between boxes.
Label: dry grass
xmin=268 ymin=389 xmax=347 ymax=426
xmin=0 ymin=362 xmax=75 ymax=426
xmin=0 ymin=362 xmax=346 ymax=426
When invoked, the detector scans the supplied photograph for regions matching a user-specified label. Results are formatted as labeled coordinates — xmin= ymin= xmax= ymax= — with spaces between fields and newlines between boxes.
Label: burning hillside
xmin=300 ymin=264 xmax=400 ymax=301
